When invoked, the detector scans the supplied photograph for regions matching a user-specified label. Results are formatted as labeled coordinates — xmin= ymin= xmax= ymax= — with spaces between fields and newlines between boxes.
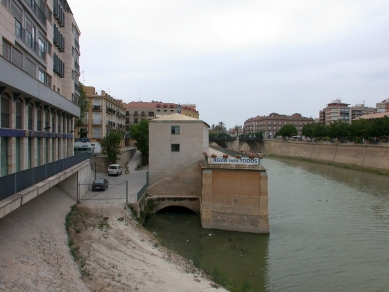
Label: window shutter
xmin=11 ymin=1 xmax=22 ymax=23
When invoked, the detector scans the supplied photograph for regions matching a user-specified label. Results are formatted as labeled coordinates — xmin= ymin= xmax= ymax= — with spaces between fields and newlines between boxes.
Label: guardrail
xmin=0 ymin=152 xmax=89 ymax=201
xmin=137 ymin=171 xmax=149 ymax=201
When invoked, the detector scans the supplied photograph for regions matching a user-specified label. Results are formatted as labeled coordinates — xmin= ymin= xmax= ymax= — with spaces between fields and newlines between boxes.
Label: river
xmin=144 ymin=157 xmax=389 ymax=292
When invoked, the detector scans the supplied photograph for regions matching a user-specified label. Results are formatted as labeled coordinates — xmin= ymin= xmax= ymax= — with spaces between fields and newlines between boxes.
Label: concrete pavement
xmin=81 ymin=150 xmax=148 ymax=205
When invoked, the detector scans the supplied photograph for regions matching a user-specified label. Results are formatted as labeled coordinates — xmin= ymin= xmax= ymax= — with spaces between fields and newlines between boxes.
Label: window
xmin=134 ymin=119 xmax=138 ymax=124
xmin=2 ymin=0 xmax=11 ymax=10
xmin=15 ymin=137 xmax=20 ymax=171
xmin=25 ymin=18 xmax=36 ymax=49
xmin=148 ymin=112 xmax=154 ymax=117
xmin=1 ymin=137 xmax=8 ymax=176
xmin=171 ymin=144 xmax=180 ymax=152
xmin=25 ymin=58 xmax=36 ymax=77
xmin=38 ymin=37 xmax=46 ymax=60
xmin=1 ymin=94 xmax=10 ymax=128
xmin=2 ymin=39 xmax=11 ymax=60
xmin=171 ymin=126 xmax=180 ymax=135
xmin=44 ymin=111 xmax=49 ymax=129
xmin=92 ymin=127 xmax=101 ymax=138
xmin=11 ymin=47 xmax=23 ymax=69
xmin=15 ymin=102 xmax=22 ymax=129
xmin=52 ymin=112 xmax=55 ymax=132
xmin=28 ymin=106 xmax=33 ymax=130
xmin=37 ymin=108 xmax=42 ymax=131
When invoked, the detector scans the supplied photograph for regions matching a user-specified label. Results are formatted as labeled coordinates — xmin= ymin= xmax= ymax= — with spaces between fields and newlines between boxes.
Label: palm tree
xmin=234 ymin=124 xmax=240 ymax=137
xmin=218 ymin=121 xmax=225 ymax=133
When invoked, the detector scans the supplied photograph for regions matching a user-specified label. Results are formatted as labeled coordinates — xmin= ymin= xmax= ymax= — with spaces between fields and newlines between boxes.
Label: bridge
xmin=209 ymin=136 xmax=264 ymax=152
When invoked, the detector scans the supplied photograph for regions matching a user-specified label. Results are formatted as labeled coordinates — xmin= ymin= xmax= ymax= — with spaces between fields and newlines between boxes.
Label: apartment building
xmin=125 ymin=100 xmax=199 ymax=127
xmin=77 ymin=86 xmax=126 ymax=146
xmin=319 ymin=99 xmax=376 ymax=125
xmin=0 ymin=0 xmax=81 ymax=176
xmin=376 ymin=98 xmax=389 ymax=113
xmin=244 ymin=113 xmax=314 ymax=137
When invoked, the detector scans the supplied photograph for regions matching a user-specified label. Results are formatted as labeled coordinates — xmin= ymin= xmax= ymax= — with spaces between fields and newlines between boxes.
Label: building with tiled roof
xmin=125 ymin=101 xmax=199 ymax=128
xmin=244 ymin=113 xmax=314 ymax=137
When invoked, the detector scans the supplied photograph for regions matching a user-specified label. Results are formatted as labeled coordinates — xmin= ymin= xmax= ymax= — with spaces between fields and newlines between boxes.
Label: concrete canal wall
xmin=261 ymin=140 xmax=389 ymax=171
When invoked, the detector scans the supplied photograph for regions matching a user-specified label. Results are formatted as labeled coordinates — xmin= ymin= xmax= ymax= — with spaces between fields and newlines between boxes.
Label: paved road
xmin=82 ymin=150 xmax=148 ymax=205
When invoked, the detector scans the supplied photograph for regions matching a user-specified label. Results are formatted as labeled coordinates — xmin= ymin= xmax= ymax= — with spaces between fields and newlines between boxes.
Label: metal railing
xmin=137 ymin=171 xmax=149 ymax=201
xmin=0 ymin=152 xmax=89 ymax=201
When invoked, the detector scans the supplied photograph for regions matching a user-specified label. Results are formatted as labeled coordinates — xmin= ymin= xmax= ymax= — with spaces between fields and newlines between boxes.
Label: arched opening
xmin=156 ymin=206 xmax=196 ymax=214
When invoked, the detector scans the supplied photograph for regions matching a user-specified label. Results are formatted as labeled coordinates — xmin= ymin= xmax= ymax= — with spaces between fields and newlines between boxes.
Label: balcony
xmin=74 ymin=82 xmax=80 ymax=94
xmin=74 ymin=60 xmax=80 ymax=73
xmin=106 ymin=107 xmax=115 ymax=114
xmin=74 ymin=37 xmax=80 ymax=52
xmin=24 ymin=0 xmax=48 ymax=26
xmin=92 ymin=105 xmax=101 ymax=111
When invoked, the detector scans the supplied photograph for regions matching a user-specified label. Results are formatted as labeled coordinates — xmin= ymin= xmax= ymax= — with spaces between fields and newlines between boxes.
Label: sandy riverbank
xmin=0 ymin=185 xmax=225 ymax=291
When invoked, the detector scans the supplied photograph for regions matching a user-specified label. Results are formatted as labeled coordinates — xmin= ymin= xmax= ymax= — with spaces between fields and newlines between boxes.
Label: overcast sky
xmin=68 ymin=0 xmax=389 ymax=129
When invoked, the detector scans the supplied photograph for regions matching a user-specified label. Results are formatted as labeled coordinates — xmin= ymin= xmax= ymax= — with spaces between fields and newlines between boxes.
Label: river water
xmin=144 ymin=157 xmax=389 ymax=292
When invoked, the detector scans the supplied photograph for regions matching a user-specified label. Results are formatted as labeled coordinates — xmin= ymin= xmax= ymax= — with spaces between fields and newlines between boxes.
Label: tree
xmin=129 ymin=119 xmax=149 ymax=164
xmin=233 ymin=124 xmax=240 ymax=136
xmin=218 ymin=121 xmax=225 ymax=133
xmin=349 ymin=119 xmax=372 ymax=140
xmin=327 ymin=120 xmax=349 ymax=141
xmin=276 ymin=124 xmax=297 ymax=138
xmin=100 ymin=129 xmax=123 ymax=164
xmin=74 ymin=83 xmax=89 ymax=129
xmin=302 ymin=123 xmax=315 ymax=139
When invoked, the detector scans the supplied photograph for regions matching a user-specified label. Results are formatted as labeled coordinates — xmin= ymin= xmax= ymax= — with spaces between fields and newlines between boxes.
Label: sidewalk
xmin=81 ymin=150 xmax=148 ymax=205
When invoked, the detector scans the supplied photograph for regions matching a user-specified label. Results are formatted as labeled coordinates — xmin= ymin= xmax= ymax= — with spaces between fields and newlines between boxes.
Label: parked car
xmin=92 ymin=178 xmax=109 ymax=191
xmin=108 ymin=164 xmax=123 ymax=176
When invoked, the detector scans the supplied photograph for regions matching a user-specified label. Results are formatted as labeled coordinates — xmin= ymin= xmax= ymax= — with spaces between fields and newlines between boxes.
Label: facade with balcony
xmin=376 ymin=98 xmax=389 ymax=113
xmin=76 ymin=86 xmax=126 ymax=147
xmin=319 ymin=99 xmax=376 ymax=125
xmin=125 ymin=100 xmax=199 ymax=128
xmin=1 ymin=0 xmax=81 ymax=177
xmin=243 ymin=113 xmax=314 ymax=137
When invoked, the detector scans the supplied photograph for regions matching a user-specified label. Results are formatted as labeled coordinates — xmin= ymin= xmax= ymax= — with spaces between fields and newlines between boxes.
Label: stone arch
xmin=146 ymin=197 xmax=200 ymax=214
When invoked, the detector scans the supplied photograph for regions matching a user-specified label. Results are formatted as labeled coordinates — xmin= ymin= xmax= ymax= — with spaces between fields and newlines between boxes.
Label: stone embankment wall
xmin=261 ymin=140 xmax=389 ymax=171
xmin=146 ymin=161 xmax=202 ymax=213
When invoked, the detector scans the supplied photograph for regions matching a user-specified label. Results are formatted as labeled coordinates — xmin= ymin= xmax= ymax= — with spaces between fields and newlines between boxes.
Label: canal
xmin=144 ymin=157 xmax=389 ymax=291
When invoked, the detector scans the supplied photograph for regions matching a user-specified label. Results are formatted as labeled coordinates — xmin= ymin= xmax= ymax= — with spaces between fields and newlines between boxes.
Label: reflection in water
xmin=144 ymin=206 xmax=269 ymax=291
xmin=144 ymin=158 xmax=389 ymax=292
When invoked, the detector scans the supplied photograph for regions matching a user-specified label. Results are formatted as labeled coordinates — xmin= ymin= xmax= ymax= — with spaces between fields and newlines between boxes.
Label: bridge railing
xmin=136 ymin=171 xmax=149 ymax=202
xmin=209 ymin=136 xmax=237 ymax=141
xmin=0 ymin=152 xmax=89 ymax=201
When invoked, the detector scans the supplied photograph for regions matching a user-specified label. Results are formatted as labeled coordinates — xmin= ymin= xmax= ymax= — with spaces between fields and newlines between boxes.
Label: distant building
xmin=76 ymin=86 xmax=126 ymax=147
xmin=125 ymin=101 xmax=199 ymax=128
xmin=243 ymin=113 xmax=314 ymax=137
xmin=353 ymin=112 xmax=389 ymax=121
xmin=319 ymin=99 xmax=376 ymax=125
xmin=376 ymin=98 xmax=389 ymax=113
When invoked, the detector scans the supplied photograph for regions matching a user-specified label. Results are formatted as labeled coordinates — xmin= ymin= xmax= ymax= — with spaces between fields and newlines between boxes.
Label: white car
xmin=108 ymin=164 xmax=123 ymax=176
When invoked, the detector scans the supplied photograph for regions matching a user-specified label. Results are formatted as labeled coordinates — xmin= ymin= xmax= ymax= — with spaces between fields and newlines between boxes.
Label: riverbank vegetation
xmin=301 ymin=117 xmax=389 ymax=143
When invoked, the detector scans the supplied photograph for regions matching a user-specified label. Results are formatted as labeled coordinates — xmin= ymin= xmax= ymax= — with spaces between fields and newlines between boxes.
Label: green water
xmin=144 ymin=157 xmax=389 ymax=292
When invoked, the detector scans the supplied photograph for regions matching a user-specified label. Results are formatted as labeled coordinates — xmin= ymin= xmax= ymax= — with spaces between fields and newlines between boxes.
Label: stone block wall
xmin=200 ymin=167 xmax=269 ymax=234
xmin=262 ymin=140 xmax=389 ymax=171
xmin=148 ymin=161 xmax=201 ymax=198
